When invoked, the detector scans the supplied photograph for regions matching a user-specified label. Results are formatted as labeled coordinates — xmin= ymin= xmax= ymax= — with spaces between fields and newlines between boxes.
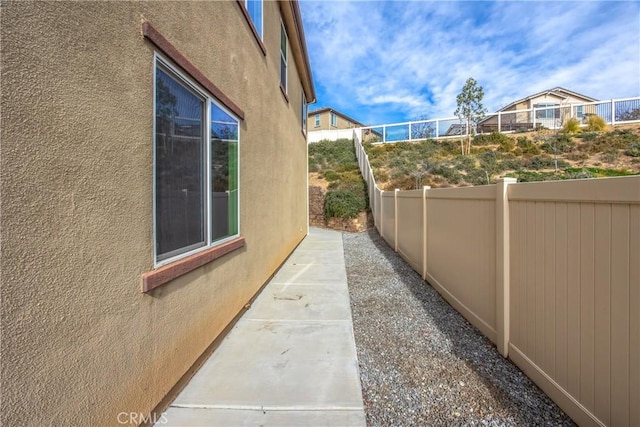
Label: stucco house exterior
xmin=479 ymin=87 xmax=598 ymax=132
xmin=1 ymin=1 xmax=314 ymax=425
xmin=308 ymin=107 xmax=364 ymax=131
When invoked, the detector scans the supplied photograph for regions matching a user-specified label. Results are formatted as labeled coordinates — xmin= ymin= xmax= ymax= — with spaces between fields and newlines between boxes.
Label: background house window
xmin=330 ymin=112 xmax=337 ymax=127
xmin=245 ymin=0 xmax=263 ymax=39
xmin=576 ymin=105 xmax=584 ymax=118
xmin=314 ymin=114 xmax=320 ymax=127
xmin=280 ymin=22 xmax=288 ymax=92
xmin=154 ymin=58 xmax=240 ymax=265
xmin=534 ymin=103 xmax=560 ymax=119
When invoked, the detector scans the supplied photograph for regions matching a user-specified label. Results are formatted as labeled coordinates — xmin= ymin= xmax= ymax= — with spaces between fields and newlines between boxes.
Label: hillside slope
xmin=364 ymin=124 xmax=640 ymax=190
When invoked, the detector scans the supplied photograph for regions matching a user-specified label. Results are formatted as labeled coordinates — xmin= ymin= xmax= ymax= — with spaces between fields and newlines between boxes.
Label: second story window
xmin=280 ymin=21 xmax=288 ymax=93
xmin=330 ymin=112 xmax=337 ymax=127
xmin=314 ymin=114 xmax=320 ymax=127
xmin=245 ymin=0 xmax=263 ymax=40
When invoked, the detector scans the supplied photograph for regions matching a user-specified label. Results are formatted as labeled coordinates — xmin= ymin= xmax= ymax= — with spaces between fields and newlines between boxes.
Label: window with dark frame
xmin=534 ymin=103 xmax=560 ymax=119
xmin=154 ymin=57 xmax=240 ymax=266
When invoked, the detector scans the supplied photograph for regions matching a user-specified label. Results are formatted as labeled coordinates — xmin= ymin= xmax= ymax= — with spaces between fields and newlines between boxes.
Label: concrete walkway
xmin=162 ymin=228 xmax=366 ymax=426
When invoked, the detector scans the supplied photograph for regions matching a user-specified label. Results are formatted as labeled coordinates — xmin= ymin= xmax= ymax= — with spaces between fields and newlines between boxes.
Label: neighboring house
xmin=444 ymin=123 xmax=466 ymax=136
xmin=1 ymin=1 xmax=314 ymax=425
xmin=307 ymin=107 xmax=365 ymax=142
xmin=479 ymin=87 xmax=598 ymax=132
xmin=308 ymin=107 xmax=364 ymax=131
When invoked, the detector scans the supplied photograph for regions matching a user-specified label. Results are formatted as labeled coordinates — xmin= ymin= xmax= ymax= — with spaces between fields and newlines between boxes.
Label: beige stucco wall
xmin=1 ymin=2 xmax=309 ymax=425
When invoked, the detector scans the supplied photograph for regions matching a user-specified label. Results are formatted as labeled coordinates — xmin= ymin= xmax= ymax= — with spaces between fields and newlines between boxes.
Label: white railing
xmin=359 ymin=96 xmax=640 ymax=144
xmin=307 ymin=128 xmax=361 ymax=143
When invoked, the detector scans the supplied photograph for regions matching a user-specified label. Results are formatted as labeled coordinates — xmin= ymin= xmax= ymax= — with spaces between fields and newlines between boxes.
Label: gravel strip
xmin=343 ymin=229 xmax=575 ymax=427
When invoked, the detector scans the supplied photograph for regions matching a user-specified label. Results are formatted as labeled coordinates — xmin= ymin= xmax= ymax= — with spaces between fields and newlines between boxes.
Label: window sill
xmin=280 ymin=85 xmax=289 ymax=103
xmin=142 ymin=236 xmax=245 ymax=292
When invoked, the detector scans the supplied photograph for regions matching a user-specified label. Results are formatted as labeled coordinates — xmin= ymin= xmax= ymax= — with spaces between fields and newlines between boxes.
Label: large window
xmin=534 ymin=103 xmax=560 ymax=119
xmin=280 ymin=21 xmax=288 ymax=92
xmin=245 ymin=0 xmax=263 ymax=40
xmin=154 ymin=57 xmax=240 ymax=266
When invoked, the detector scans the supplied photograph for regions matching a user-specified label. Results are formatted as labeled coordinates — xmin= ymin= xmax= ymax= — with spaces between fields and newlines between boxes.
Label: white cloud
xmin=300 ymin=0 xmax=640 ymax=125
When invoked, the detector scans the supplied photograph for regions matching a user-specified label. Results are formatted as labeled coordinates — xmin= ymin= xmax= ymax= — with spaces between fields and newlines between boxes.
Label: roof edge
xmin=308 ymin=107 xmax=365 ymax=126
xmin=280 ymin=1 xmax=316 ymax=103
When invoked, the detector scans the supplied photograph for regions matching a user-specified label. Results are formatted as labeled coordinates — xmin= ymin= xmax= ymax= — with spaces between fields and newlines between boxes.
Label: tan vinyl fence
xmin=353 ymin=132 xmax=640 ymax=427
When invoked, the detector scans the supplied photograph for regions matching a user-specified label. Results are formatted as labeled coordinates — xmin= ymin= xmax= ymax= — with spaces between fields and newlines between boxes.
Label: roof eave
xmin=280 ymin=1 xmax=316 ymax=103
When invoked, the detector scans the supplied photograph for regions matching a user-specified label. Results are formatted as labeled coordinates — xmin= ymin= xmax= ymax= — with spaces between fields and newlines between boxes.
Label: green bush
xmin=577 ymin=132 xmax=598 ymax=141
xmin=516 ymin=137 xmax=541 ymax=155
xmin=501 ymin=157 xmax=524 ymax=171
xmin=465 ymin=168 xmax=491 ymax=185
xmin=505 ymin=171 xmax=559 ymax=182
xmin=566 ymin=152 xmax=589 ymax=161
xmin=523 ymin=155 xmax=566 ymax=170
xmin=624 ymin=143 xmax=640 ymax=157
xmin=473 ymin=132 xmax=513 ymax=146
xmin=324 ymin=188 xmax=367 ymax=219
xmin=308 ymin=139 xmax=357 ymax=172
xmin=454 ymin=155 xmax=477 ymax=172
xmin=374 ymin=169 xmax=389 ymax=182
xmin=565 ymin=167 xmax=637 ymax=178
xmin=601 ymin=148 xmax=619 ymax=163
xmin=429 ymin=162 xmax=462 ymax=184
xmin=440 ymin=139 xmax=461 ymax=156
xmin=563 ymin=118 xmax=581 ymax=134
xmin=564 ymin=169 xmax=595 ymax=180
xmin=585 ymin=115 xmax=606 ymax=131
xmin=497 ymin=138 xmax=515 ymax=152
xmin=541 ymin=133 xmax=575 ymax=154
xmin=322 ymin=170 xmax=339 ymax=181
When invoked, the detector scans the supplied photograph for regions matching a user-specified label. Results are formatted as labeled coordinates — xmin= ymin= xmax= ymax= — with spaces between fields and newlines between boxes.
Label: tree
xmin=454 ymin=78 xmax=487 ymax=155
xmin=617 ymin=107 xmax=640 ymax=122
xmin=410 ymin=115 xmax=435 ymax=140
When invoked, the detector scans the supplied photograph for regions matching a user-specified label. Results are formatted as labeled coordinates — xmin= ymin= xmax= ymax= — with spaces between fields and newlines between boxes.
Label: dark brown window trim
xmin=142 ymin=236 xmax=245 ymax=292
xmin=235 ymin=0 xmax=267 ymax=56
xmin=280 ymin=85 xmax=289 ymax=103
xmin=142 ymin=22 xmax=245 ymax=120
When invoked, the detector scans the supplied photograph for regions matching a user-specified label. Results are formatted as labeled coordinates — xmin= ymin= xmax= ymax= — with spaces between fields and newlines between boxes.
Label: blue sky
xmin=299 ymin=0 xmax=640 ymax=126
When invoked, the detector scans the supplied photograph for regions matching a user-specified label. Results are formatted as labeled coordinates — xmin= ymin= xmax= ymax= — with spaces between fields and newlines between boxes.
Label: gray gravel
xmin=343 ymin=229 xmax=575 ymax=427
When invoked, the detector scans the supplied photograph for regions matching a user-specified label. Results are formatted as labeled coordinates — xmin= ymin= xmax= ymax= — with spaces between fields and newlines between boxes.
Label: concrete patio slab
xmin=269 ymin=263 xmax=348 ymax=285
xmin=161 ymin=228 xmax=365 ymax=426
xmin=162 ymin=407 xmax=365 ymax=426
xmin=246 ymin=284 xmax=352 ymax=321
